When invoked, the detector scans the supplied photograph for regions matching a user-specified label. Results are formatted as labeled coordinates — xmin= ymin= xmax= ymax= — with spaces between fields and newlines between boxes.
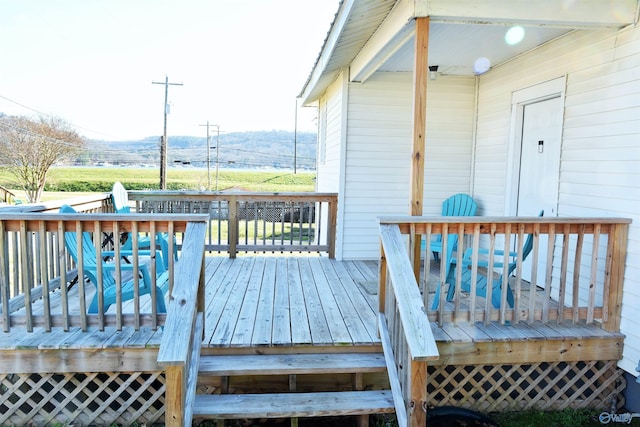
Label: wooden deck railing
xmin=0 ymin=185 xmax=17 ymax=205
xmin=0 ymin=193 xmax=113 ymax=214
xmin=380 ymin=216 xmax=630 ymax=331
xmin=0 ymin=212 xmax=209 ymax=332
xmin=378 ymin=223 xmax=439 ymax=427
xmin=157 ymin=221 xmax=207 ymax=427
xmin=378 ymin=215 xmax=630 ymax=426
xmin=127 ymin=191 xmax=337 ymax=258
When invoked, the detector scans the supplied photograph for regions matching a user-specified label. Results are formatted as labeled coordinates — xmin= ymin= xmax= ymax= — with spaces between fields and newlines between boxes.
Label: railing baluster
xmin=114 ymin=220 xmax=123 ymax=330
xmin=542 ymin=223 xmax=555 ymax=323
xmin=20 ymin=220 xmax=33 ymax=332
xmin=11 ymin=232 xmax=19 ymax=297
xmin=39 ymin=221 xmax=51 ymax=331
xmin=587 ymin=224 xmax=601 ymax=324
xmin=132 ymin=221 xmax=141 ymax=330
xmin=527 ymin=223 xmax=540 ymax=324
xmin=61 ymin=220 xmax=72 ymax=331
xmin=484 ymin=224 xmax=496 ymax=325
xmin=500 ymin=223 xmax=512 ymax=325
xmin=558 ymin=224 xmax=570 ymax=323
xmin=453 ymin=222 xmax=465 ymax=323
xmin=572 ymin=224 xmax=585 ymax=324
xmin=421 ymin=223 xmax=432 ymax=305
xmin=0 ymin=221 xmax=9 ymax=331
xmin=150 ymin=220 xmax=158 ymax=329
xmin=75 ymin=221 xmax=87 ymax=330
xmin=94 ymin=220 xmax=105 ymax=330
xmin=168 ymin=221 xmax=175 ymax=296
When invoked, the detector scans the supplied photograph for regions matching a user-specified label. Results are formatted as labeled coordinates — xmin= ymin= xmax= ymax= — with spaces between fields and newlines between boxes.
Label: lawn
xmin=0 ymin=167 xmax=316 ymax=203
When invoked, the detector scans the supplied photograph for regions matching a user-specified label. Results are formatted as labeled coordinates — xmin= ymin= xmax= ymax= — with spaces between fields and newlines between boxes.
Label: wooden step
xmin=198 ymin=352 xmax=387 ymax=376
xmin=192 ymin=390 xmax=395 ymax=419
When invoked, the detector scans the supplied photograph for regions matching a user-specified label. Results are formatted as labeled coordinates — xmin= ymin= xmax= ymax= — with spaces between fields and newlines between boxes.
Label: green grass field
xmin=0 ymin=167 xmax=316 ymax=202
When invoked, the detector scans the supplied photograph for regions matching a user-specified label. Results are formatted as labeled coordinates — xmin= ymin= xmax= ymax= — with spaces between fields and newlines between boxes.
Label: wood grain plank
xmin=231 ymin=257 xmax=266 ymax=346
xmin=272 ymin=258 xmax=292 ymax=345
xmin=202 ymin=256 xmax=245 ymax=345
xmin=209 ymin=258 xmax=254 ymax=347
xmin=298 ymin=258 xmax=332 ymax=345
xmin=319 ymin=258 xmax=376 ymax=344
xmin=198 ymin=353 xmax=386 ymax=376
xmin=307 ymin=258 xmax=352 ymax=345
xmin=330 ymin=260 xmax=379 ymax=340
xmin=287 ymin=258 xmax=312 ymax=345
xmin=192 ymin=391 xmax=395 ymax=419
xmin=251 ymin=257 xmax=277 ymax=346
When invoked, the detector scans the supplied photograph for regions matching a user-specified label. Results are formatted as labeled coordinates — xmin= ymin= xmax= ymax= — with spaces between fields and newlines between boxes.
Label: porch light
xmin=429 ymin=65 xmax=439 ymax=80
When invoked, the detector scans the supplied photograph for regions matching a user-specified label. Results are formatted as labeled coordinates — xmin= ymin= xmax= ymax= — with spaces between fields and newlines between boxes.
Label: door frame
xmin=505 ymin=76 xmax=566 ymax=216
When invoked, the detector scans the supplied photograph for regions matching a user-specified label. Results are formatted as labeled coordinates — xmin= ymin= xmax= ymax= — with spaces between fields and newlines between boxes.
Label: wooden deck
xmin=1 ymin=255 xmax=623 ymax=361
xmin=0 ymin=255 xmax=627 ymax=425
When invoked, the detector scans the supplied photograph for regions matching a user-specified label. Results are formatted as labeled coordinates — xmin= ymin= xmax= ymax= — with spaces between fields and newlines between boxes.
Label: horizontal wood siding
xmin=475 ymin=25 xmax=640 ymax=374
xmin=316 ymin=75 xmax=344 ymax=194
xmin=342 ymin=72 xmax=412 ymax=260
xmin=316 ymin=75 xmax=346 ymax=255
xmin=423 ymin=76 xmax=476 ymax=212
xmin=341 ymin=72 xmax=475 ymax=260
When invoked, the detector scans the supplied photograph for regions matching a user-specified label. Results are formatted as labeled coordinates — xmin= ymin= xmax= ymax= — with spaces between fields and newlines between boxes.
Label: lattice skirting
xmin=427 ymin=361 xmax=626 ymax=413
xmin=0 ymin=371 xmax=165 ymax=426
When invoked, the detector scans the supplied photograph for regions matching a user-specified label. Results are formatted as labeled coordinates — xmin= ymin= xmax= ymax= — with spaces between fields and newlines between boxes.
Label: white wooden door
xmin=516 ymin=96 xmax=563 ymax=285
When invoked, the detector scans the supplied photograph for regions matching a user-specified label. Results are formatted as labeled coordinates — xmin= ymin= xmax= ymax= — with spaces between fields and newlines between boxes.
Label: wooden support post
xmin=408 ymin=360 xmax=427 ymax=427
xmin=603 ymin=223 xmax=628 ymax=332
xmin=328 ymin=199 xmax=338 ymax=259
xmin=354 ymin=373 xmax=369 ymax=427
xmin=290 ymin=374 xmax=298 ymax=427
xmin=410 ymin=17 xmax=430 ymax=280
xmin=164 ymin=365 xmax=186 ymax=427
xmin=228 ymin=195 xmax=238 ymax=258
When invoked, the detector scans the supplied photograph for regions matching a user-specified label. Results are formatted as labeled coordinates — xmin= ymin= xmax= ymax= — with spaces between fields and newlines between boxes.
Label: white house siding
xmin=341 ymin=72 xmax=413 ymax=260
xmin=315 ymin=73 xmax=346 ymax=252
xmin=316 ymin=73 xmax=345 ymax=194
xmin=339 ymin=72 xmax=476 ymax=260
xmin=423 ymin=76 xmax=477 ymax=214
xmin=473 ymin=25 xmax=640 ymax=375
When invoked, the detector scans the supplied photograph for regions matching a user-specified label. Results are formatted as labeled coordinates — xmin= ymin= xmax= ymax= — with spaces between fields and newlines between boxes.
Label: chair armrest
xmin=460 ymin=247 xmax=518 ymax=269
xmin=102 ymin=250 xmax=153 ymax=258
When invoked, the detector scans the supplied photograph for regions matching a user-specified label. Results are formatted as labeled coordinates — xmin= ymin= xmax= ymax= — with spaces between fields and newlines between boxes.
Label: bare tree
xmin=0 ymin=115 xmax=84 ymax=203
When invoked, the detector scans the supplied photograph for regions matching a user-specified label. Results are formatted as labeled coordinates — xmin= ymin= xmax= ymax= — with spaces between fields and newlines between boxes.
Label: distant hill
xmin=78 ymin=130 xmax=317 ymax=170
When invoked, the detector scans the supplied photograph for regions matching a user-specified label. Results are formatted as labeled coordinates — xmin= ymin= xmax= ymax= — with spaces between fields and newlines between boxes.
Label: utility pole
xmin=198 ymin=121 xmax=218 ymax=191
xmin=293 ymin=98 xmax=298 ymax=174
xmin=152 ymin=75 xmax=183 ymax=189
xmin=214 ymin=124 xmax=220 ymax=192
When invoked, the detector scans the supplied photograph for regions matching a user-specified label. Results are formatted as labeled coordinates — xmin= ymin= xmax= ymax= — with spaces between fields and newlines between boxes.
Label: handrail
xmin=127 ymin=191 xmax=337 ymax=258
xmin=378 ymin=223 xmax=439 ymax=427
xmin=0 ymin=193 xmax=112 ymax=213
xmin=0 ymin=185 xmax=17 ymax=205
xmin=380 ymin=216 xmax=631 ymax=331
xmin=157 ymin=221 xmax=207 ymax=427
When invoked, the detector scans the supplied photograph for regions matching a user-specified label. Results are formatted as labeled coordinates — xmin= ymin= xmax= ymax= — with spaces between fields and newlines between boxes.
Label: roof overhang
xmin=299 ymin=0 xmax=639 ymax=105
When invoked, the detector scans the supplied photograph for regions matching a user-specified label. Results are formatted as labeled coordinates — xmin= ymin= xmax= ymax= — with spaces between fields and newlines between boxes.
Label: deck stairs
xmin=192 ymin=352 xmax=395 ymax=424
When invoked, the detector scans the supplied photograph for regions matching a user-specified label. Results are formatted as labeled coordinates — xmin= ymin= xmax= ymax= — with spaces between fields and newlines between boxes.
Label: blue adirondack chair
xmin=429 ymin=194 xmax=477 ymax=262
xmin=447 ymin=210 xmax=544 ymax=308
xmin=60 ymin=204 xmax=169 ymax=314
xmin=111 ymin=182 xmax=176 ymax=269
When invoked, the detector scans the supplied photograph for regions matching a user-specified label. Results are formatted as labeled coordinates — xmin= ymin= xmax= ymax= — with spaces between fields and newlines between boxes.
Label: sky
xmin=0 ymin=0 xmax=339 ymax=140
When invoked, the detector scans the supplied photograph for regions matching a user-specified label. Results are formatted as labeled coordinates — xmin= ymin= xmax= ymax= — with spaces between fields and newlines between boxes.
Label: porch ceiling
xmin=299 ymin=0 xmax=639 ymax=104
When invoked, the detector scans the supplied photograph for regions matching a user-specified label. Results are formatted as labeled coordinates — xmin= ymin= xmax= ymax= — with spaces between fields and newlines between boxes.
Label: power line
xmin=0 ymin=93 xmax=122 ymax=140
